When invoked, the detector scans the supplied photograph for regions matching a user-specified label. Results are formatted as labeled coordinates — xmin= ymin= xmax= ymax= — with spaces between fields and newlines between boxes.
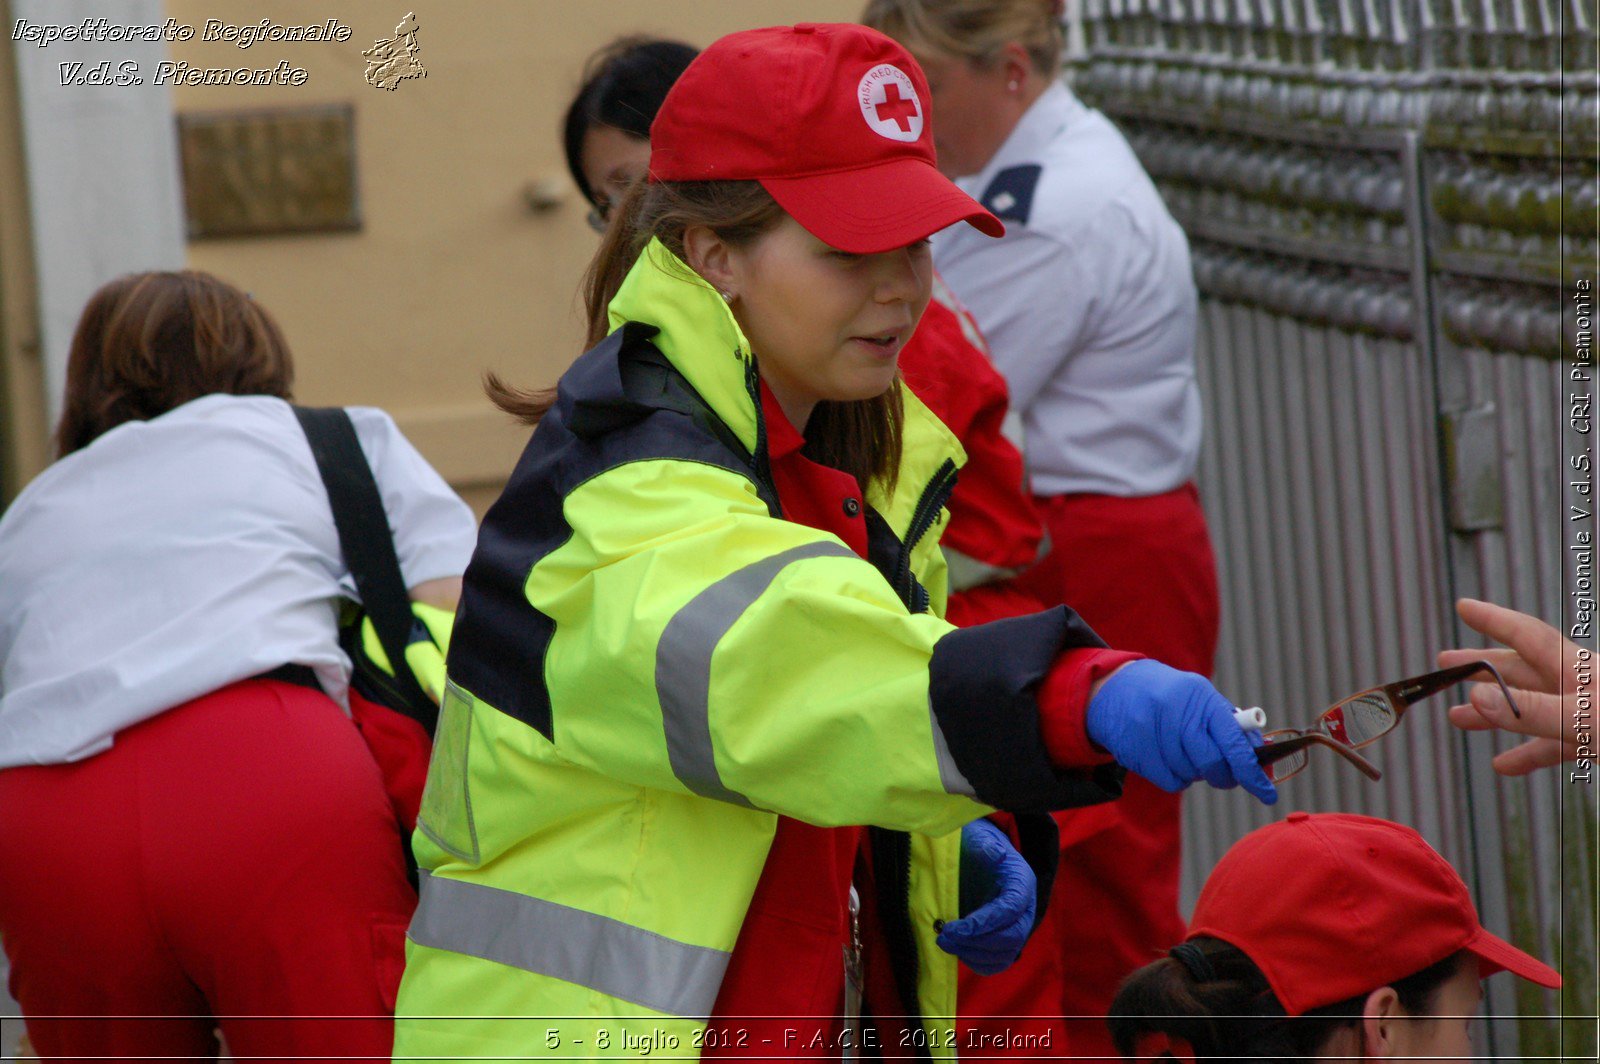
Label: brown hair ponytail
xmin=481 ymin=175 xmax=660 ymax=426
xmin=483 ymin=177 xmax=776 ymax=424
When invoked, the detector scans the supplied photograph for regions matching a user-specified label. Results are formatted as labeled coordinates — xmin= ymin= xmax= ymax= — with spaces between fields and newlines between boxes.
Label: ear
xmin=1360 ymin=986 xmax=1403 ymax=1058
xmin=997 ymin=42 xmax=1036 ymax=90
xmin=682 ymin=225 xmax=738 ymax=299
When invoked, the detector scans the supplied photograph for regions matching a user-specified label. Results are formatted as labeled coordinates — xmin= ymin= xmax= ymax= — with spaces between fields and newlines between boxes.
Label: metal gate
xmin=1066 ymin=0 xmax=1597 ymax=1056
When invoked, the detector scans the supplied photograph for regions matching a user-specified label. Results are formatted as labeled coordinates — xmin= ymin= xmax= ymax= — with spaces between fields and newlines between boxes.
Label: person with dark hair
xmin=0 ymin=270 xmax=477 ymax=1060
xmin=563 ymin=35 xmax=698 ymax=230
xmin=1109 ymin=812 xmax=1562 ymax=1062
xmin=395 ymin=23 xmax=1273 ymax=1060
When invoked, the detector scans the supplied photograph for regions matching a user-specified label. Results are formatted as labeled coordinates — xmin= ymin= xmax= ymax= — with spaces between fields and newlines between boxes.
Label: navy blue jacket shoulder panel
xmin=447 ymin=325 xmax=762 ymax=739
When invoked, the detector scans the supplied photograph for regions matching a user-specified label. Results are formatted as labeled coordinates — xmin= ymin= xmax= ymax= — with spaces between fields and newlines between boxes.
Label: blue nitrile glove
xmin=935 ymin=819 xmax=1036 ymax=976
xmin=1087 ymin=660 xmax=1278 ymax=805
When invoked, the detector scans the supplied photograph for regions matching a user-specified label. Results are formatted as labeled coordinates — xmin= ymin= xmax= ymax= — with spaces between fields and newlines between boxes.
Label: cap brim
xmin=761 ymin=157 xmax=1004 ymax=254
xmin=1465 ymin=927 xmax=1562 ymax=989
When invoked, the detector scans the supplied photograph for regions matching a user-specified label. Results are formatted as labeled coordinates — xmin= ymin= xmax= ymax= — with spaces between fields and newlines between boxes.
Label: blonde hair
xmin=861 ymin=0 xmax=1065 ymax=75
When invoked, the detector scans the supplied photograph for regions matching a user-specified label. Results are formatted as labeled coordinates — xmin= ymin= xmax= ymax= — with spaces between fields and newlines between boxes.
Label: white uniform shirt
xmin=0 ymin=394 xmax=477 ymax=768
xmin=934 ymin=81 xmax=1201 ymax=498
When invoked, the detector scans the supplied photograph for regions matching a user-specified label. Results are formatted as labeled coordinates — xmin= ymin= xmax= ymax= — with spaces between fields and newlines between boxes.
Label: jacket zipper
xmin=892 ymin=458 xmax=958 ymax=609
xmin=888 ymin=457 xmax=956 ymax=1054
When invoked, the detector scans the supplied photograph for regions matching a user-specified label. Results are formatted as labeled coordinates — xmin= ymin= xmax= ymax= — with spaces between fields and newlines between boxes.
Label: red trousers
xmin=960 ymin=484 xmax=1219 ymax=1059
xmin=0 ymin=678 xmax=415 ymax=1064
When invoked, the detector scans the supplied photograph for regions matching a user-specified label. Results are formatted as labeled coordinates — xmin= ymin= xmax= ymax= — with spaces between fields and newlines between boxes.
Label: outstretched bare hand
xmin=1438 ymin=598 xmax=1588 ymax=776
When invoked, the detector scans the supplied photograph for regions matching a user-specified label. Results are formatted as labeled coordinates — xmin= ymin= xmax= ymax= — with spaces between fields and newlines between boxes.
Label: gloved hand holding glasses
xmin=1087 ymin=660 xmax=1278 ymax=805
xmin=937 ymin=662 xmax=1276 ymax=975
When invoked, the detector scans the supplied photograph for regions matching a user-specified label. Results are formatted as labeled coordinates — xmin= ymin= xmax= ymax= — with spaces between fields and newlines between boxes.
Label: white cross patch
xmin=857 ymin=64 xmax=923 ymax=142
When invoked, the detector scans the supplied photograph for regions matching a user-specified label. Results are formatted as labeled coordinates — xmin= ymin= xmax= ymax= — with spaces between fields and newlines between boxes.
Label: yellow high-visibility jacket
xmin=393 ymin=240 xmax=1121 ymax=1060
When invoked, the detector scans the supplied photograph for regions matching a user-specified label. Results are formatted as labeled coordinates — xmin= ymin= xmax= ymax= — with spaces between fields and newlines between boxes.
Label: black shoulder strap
xmin=292 ymin=405 xmax=434 ymax=722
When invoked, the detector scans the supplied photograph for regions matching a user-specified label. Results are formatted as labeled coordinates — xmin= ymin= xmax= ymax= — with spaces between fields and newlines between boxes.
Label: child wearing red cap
xmin=1108 ymin=812 xmax=1562 ymax=1062
xmin=395 ymin=23 xmax=1275 ymax=1059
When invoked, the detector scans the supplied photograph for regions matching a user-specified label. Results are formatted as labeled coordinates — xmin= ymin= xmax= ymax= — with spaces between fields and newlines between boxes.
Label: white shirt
xmin=0 ymin=394 xmax=477 ymax=768
xmin=934 ymin=82 xmax=1201 ymax=497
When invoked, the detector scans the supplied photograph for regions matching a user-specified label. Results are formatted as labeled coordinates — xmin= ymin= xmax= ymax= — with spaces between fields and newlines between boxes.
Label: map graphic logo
xmin=363 ymin=12 xmax=425 ymax=91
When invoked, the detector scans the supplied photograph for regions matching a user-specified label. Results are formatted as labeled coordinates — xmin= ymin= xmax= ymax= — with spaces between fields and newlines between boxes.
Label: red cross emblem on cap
xmin=857 ymin=64 xmax=923 ymax=143
xmin=874 ymin=82 xmax=919 ymax=133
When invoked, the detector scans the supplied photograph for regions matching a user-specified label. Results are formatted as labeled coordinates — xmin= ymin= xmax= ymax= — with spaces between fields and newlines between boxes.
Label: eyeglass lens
xmin=1264 ymin=748 xmax=1307 ymax=782
xmin=1318 ymin=692 xmax=1399 ymax=748
xmin=1259 ymin=731 xmax=1308 ymax=782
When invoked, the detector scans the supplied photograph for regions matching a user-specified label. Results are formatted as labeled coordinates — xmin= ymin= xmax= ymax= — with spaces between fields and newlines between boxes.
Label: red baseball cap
xmin=647 ymin=23 xmax=1004 ymax=254
xmin=1187 ymin=812 xmax=1561 ymax=1016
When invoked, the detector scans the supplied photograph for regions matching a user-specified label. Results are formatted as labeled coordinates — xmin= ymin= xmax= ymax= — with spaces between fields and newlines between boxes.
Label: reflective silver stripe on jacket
xmin=928 ymin=698 xmax=978 ymax=797
xmin=409 ymin=871 xmax=731 ymax=1018
xmin=941 ymin=527 xmax=1052 ymax=593
xmin=655 ymin=540 xmax=856 ymax=805
xmin=942 ymin=546 xmax=1026 ymax=593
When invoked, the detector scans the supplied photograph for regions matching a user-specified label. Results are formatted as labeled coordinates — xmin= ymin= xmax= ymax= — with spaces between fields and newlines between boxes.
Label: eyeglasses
xmin=1255 ymin=660 xmax=1522 ymax=783
xmin=1257 ymin=731 xmax=1383 ymax=783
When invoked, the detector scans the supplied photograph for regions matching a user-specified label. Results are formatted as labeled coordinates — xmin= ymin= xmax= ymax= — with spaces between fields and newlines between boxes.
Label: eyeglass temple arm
xmin=1255 ymin=732 xmax=1383 ymax=780
xmin=1387 ymin=659 xmax=1523 ymax=719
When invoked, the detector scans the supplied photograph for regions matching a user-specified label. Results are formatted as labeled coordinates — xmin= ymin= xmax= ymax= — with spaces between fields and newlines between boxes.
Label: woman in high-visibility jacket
xmin=558 ymin=38 xmax=1070 ymax=1053
xmin=393 ymin=24 xmax=1275 ymax=1060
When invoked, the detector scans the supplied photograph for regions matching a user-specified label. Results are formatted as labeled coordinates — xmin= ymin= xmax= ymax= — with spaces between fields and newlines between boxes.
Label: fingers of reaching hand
xmin=1453 ymin=599 xmax=1568 ymax=684
xmin=1470 ymin=684 xmax=1571 ymax=741
xmin=1491 ymin=736 xmax=1578 ymax=776
xmin=1436 ymin=646 xmax=1553 ymax=694
xmin=1447 ymin=701 xmax=1499 ymax=732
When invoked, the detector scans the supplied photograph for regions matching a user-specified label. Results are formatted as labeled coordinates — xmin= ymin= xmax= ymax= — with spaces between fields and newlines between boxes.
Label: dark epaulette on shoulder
xmin=979 ymin=164 xmax=1043 ymax=226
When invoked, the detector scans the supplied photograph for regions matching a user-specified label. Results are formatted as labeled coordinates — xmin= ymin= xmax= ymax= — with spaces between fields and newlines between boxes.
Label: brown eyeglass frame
xmin=1253 ymin=659 xmax=1521 ymax=782
xmin=1256 ymin=730 xmax=1383 ymax=780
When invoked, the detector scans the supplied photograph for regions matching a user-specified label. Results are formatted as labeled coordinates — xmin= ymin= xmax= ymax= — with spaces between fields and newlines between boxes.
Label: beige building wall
xmin=168 ymin=1 xmax=865 ymax=514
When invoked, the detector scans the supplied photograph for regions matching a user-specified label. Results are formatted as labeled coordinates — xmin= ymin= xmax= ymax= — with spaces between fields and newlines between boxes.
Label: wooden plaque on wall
xmin=178 ymin=104 xmax=360 ymax=239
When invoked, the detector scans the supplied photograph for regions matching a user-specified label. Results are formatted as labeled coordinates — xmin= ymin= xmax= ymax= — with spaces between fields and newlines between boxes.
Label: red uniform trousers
xmin=1014 ymin=484 xmax=1219 ymax=1059
xmin=0 ymin=678 xmax=416 ymax=1064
